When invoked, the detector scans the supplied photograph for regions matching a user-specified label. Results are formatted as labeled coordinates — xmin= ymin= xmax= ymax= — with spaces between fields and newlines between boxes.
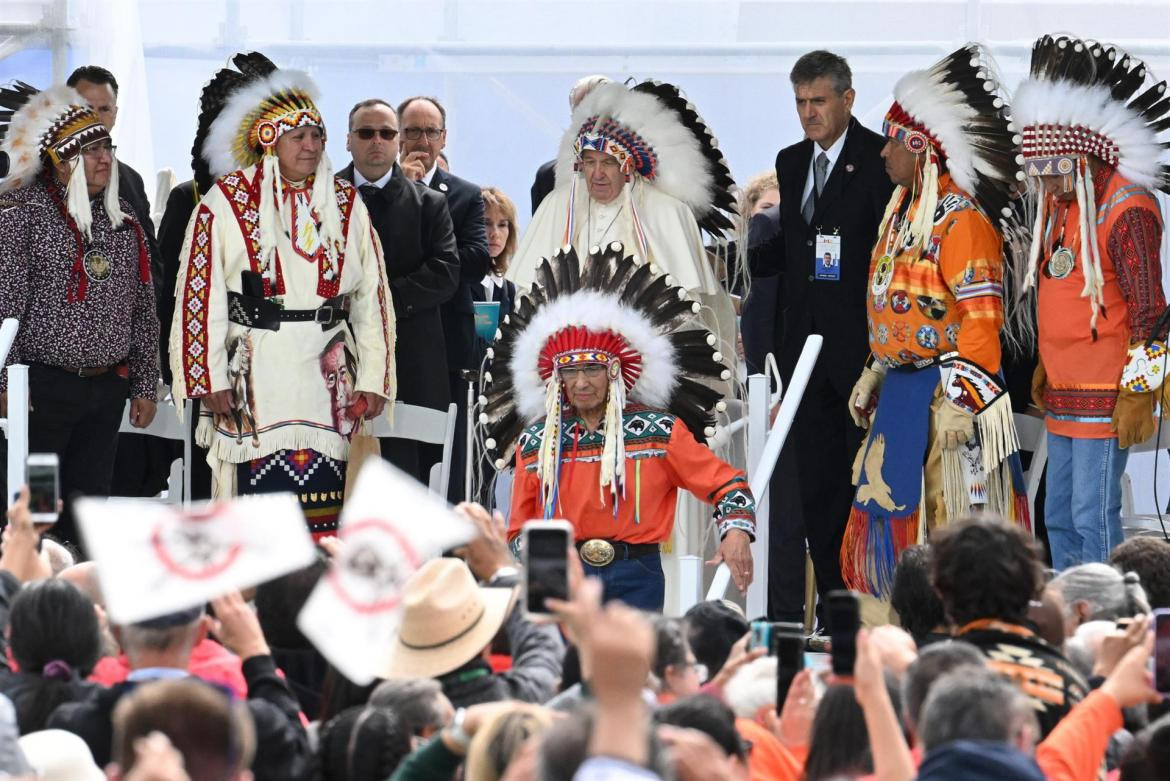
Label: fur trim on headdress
xmin=554 ymin=80 xmax=737 ymax=236
xmin=0 ymin=82 xmax=126 ymax=236
xmin=202 ymin=66 xmax=323 ymax=180
xmin=0 ymin=83 xmax=109 ymax=190
xmin=480 ymin=243 xmax=731 ymax=470
xmin=886 ymin=45 xmax=1023 ymax=226
xmin=510 ymin=290 xmax=678 ymax=420
xmin=1013 ymin=35 xmax=1170 ymax=339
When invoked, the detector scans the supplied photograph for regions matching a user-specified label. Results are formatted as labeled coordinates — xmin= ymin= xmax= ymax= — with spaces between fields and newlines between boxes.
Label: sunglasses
xmin=352 ymin=128 xmax=399 ymax=141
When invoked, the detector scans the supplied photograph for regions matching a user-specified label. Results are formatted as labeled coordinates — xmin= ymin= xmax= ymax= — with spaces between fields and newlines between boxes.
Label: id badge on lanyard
xmin=814 ymin=231 xmax=842 ymax=281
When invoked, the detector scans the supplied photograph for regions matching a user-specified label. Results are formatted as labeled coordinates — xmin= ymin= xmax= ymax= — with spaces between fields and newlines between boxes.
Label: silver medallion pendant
xmin=1047 ymin=247 xmax=1075 ymax=280
xmin=83 ymin=249 xmax=112 ymax=282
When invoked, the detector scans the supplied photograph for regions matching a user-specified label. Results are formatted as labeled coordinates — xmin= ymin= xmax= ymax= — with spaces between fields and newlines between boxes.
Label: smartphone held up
xmin=25 ymin=453 xmax=60 ymax=525
xmin=521 ymin=520 xmax=572 ymax=620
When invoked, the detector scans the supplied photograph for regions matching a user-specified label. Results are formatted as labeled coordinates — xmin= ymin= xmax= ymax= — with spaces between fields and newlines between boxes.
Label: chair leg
xmin=803 ymin=551 xmax=816 ymax=633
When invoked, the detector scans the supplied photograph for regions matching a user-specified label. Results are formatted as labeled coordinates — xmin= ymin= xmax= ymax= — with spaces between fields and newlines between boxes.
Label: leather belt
xmin=36 ymin=361 xmax=127 ymax=378
xmin=227 ymin=292 xmax=350 ymax=331
xmin=576 ymin=538 xmax=660 ymax=567
xmin=889 ymin=351 xmax=959 ymax=372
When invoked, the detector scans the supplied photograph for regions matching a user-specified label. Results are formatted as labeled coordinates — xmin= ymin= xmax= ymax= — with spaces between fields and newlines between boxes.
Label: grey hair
xmin=919 ymin=668 xmax=1038 ymax=752
xmin=1052 ymin=563 xmax=1150 ymax=622
xmin=367 ymin=678 xmax=448 ymax=736
xmin=901 ymin=641 xmax=987 ymax=733
xmin=789 ymin=50 xmax=853 ymax=95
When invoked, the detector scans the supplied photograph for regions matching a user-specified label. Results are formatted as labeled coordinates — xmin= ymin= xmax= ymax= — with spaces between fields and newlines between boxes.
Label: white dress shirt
xmin=351 ymin=166 xmax=394 ymax=190
xmin=800 ymin=127 xmax=849 ymax=206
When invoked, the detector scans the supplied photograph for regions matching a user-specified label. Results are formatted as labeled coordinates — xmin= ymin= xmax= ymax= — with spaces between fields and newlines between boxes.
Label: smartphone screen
xmin=26 ymin=455 xmax=60 ymax=524
xmin=826 ymin=590 xmax=860 ymax=676
xmin=1155 ymin=609 xmax=1170 ymax=694
xmin=524 ymin=525 xmax=570 ymax=615
xmin=750 ymin=620 xmax=773 ymax=653
xmin=773 ymin=622 xmax=805 ymax=707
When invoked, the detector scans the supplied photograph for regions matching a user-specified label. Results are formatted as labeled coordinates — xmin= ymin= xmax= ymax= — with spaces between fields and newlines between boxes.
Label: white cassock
xmin=507 ymin=176 xmax=738 ymax=361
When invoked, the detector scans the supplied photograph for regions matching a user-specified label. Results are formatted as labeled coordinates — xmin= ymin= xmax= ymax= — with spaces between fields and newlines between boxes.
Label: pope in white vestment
xmin=507 ymin=81 xmax=740 ymax=363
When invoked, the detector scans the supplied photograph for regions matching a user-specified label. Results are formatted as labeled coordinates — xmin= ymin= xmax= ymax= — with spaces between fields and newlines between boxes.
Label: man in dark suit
xmin=528 ymin=75 xmax=610 ymax=215
xmin=339 ymin=98 xmax=460 ymax=485
xmin=397 ymin=96 xmax=489 ymax=502
xmin=757 ymin=51 xmax=894 ymax=623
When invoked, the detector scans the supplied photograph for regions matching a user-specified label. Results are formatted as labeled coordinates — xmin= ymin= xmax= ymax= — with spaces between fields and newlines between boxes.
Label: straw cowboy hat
xmin=382 ymin=558 xmax=517 ymax=679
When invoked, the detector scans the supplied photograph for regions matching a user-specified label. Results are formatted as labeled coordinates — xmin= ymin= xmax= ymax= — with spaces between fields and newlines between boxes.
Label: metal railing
xmin=706 ymin=335 xmax=822 ymax=605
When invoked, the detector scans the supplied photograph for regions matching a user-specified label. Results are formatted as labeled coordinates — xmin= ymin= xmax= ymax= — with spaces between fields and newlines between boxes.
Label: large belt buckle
xmin=314 ymin=305 xmax=335 ymax=324
xmin=579 ymin=538 xmax=615 ymax=567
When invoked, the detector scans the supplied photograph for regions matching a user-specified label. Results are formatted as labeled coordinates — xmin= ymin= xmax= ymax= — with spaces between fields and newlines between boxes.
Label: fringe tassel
xmin=941 ymin=448 xmax=968 ymax=523
xmin=1074 ymin=158 xmax=1104 ymax=337
xmin=104 ymin=159 xmax=129 ymax=229
xmin=977 ymin=394 xmax=1018 ymax=475
xmin=196 ymin=416 xmax=354 ymax=465
xmin=65 ymin=158 xmax=94 ymax=241
xmin=538 ymin=378 xmax=563 ymax=517
xmin=841 ymin=505 xmax=920 ymax=597
xmin=258 ymin=154 xmax=283 ymax=285
xmin=904 ymin=153 xmax=940 ymax=256
xmin=1024 ymin=190 xmax=1046 ymax=292
xmin=598 ymin=369 xmax=626 ymax=509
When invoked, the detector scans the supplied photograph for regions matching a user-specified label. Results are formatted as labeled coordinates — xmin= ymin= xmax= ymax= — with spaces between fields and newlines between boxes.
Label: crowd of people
xmin=0 ymin=24 xmax=1168 ymax=780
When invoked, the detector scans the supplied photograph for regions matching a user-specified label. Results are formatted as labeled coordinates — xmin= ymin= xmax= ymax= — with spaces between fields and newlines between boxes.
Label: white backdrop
xmin=5 ymin=0 xmax=1170 ymax=516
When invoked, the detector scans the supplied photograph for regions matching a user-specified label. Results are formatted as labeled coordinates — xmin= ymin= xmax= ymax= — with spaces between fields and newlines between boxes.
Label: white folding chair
xmin=369 ymin=401 xmax=458 ymax=496
xmin=0 ymin=319 xmax=28 ymax=504
xmin=1120 ymin=426 xmax=1170 ymax=539
xmin=1013 ymin=411 xmax=1048 ymax=528
xmin=118 ymin=389 xmax=192 ymax=505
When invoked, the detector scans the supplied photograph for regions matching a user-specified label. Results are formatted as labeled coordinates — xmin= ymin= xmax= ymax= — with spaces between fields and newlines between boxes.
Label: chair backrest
xmin=0 ymin=319 xmax=18 ymax=368
xmin=370 ymin=402 xmax=458 ymax=497
xmin=1013 ymin=412 xmax=1048 ymax=530
xmin=117 ymin=393 xmax=191 ymax=505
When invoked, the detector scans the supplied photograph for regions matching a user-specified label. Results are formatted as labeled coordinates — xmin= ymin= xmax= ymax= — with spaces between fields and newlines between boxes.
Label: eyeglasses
xmin=558 ymin=365 xmax=607 ymax=381
xmin=352 ymin=128 xmax=399 ymax=141
xmin=401 ymin=126 xmax=444 ymax=141
xmin=81 ymin=142 xmax=116 ymax=158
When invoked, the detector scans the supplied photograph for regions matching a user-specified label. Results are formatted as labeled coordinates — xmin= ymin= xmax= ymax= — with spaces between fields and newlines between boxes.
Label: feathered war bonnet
xmin=1013 ymin=35 xmax=1170 ymax=337
xmin=879 ymin=45 xmax=1024 ymax=257
xmin=0 ymin=81 xmax=128 ymax=239
xmin=479 ymin=242 xmax=732 ymax=519
xmin=552 ymin=80 xmax=738 ymax=257
xmin=195 ymin=52 xmax=342 ymax=288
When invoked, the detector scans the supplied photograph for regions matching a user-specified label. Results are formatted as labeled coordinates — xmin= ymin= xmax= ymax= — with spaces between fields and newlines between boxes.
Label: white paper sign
xmin=76 ymin=493 xmax=317 ymax=625
xmin=297 ymin=458 xmax=475 ymax=684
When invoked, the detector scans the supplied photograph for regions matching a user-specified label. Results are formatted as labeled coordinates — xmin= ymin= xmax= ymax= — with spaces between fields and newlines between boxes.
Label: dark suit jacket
xmin=157 ymin=180 xmax=200 ymax=385
xmin=430 ymin=168 xmax=490 ymax=374
xmin=530 ymin=159 xmax=556 ymax=215
xmin=769 ymin=116 xmax=893 ymax=394
xmin=741 ymin=205 xmax=783 ymax=376
xmin=339 ymin=162 xmax=460 ymax=409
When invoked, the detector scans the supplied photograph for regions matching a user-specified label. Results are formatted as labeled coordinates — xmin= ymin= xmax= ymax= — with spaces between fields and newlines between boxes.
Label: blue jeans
xmin=584 ymin=552 xmax=665 ymax=612
xmin=1045 ymin=433 xmax=1128 ymax=570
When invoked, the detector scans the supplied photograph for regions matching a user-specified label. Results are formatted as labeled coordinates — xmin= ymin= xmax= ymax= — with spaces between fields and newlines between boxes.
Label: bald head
xmin=59 ymin=561 xmax=104 ymax=606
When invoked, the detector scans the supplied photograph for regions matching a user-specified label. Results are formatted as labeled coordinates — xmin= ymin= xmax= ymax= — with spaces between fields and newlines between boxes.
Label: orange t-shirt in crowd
xmin=508 ymin=405 xmax=755 ymax=545
xmin=734 ymin=717 xmax=803 ymax=781
xmin=1038 ymin=166 xmax=1164 ymax=438
xmin=1034 ymin=688 xmax=1124 ymax=781
xmin=868 ymin=174 xmax=1004 ymax=373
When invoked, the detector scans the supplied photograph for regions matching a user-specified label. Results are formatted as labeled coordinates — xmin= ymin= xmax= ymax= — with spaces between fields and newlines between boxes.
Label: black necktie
xmin=359 ymin=183 xmax=382 ymax=204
